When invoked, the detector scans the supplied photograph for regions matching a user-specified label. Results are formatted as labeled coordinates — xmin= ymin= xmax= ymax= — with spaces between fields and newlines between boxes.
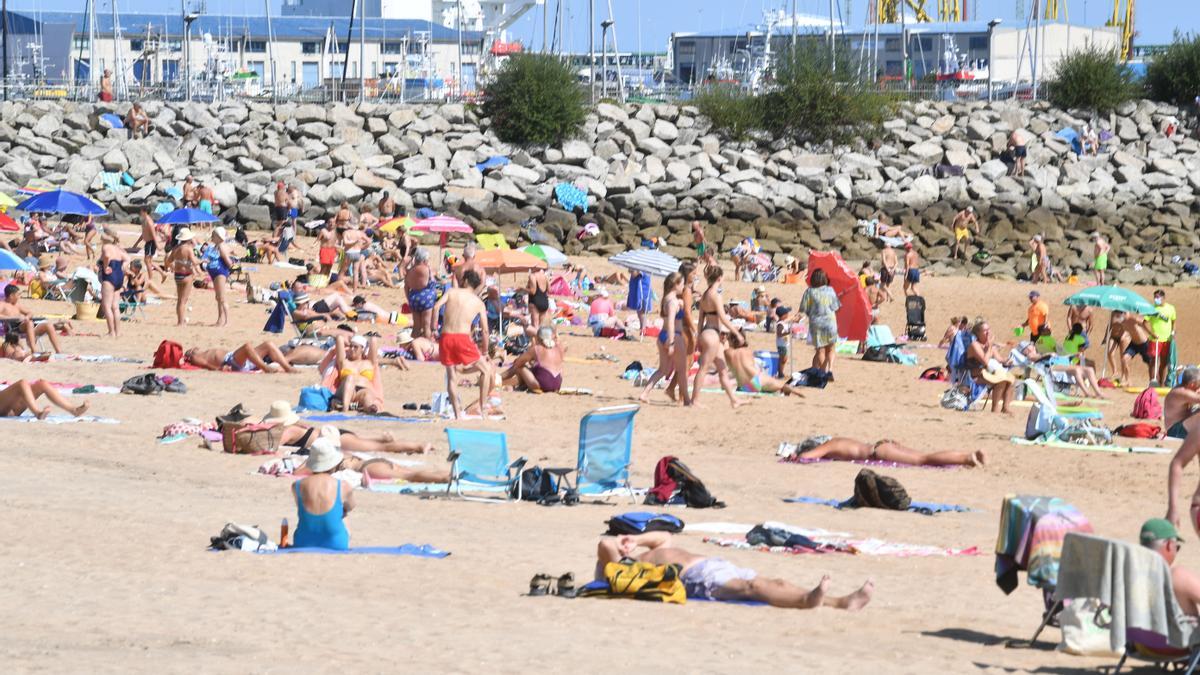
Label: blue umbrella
xmin=0 ymin=249 xmax=33 ymax=272
xmin=157 ymin=208 xmax=221 ymax=225
xmin=16 ymin=189 xmax=107 ymax=216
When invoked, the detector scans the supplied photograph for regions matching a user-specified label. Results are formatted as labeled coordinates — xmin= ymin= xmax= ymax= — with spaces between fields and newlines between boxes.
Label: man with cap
xmin=1141 ymin=518 xmax=1200 ymax=616
xmin=1022 ymin=290 xmax=1050 ymax=342
xmin=1092 ymin=232 xmax=1111 ymax=285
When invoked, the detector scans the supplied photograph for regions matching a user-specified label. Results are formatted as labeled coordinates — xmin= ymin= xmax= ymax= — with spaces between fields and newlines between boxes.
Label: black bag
xmin=511 ymin=467 xmax=559 ymax=502
xmin=668 ymin=458 xmax=725 ymax=509
xmin=605 ymin=512 xmax=685 ymax=535
xmin=121 ymin=373 xmax=164 ymax=395
xmin=863 ymin=346 xmax=889 ymax=362
xmin=746 ymin=524 xmax=819 ymax=549
xmin=851 ymin=469 xmax=911 ymax=511
xmin=933 ymin=163 xmax=965 ymax=178
xmin=504 ymin=334 xmax=531 ymax=356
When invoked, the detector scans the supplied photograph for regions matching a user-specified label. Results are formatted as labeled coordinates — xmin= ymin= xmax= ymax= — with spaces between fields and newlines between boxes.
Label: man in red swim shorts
xmin=433 ymin=269 xmax=493 ymax=419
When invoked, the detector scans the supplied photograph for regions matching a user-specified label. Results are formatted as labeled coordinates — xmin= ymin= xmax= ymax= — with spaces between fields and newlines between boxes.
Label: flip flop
xmin=554 ymin=572 xmax=576 ymax=599
xmin=528 ymin=573 xmax=552 ymax=597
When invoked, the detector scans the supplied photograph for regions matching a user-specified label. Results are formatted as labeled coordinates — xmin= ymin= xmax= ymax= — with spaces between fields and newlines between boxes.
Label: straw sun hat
xmin=261 ymin=400 xmax=299 ymax=427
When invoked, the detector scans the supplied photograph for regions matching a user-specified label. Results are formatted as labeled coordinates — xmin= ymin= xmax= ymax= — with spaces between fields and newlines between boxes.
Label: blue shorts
xmin=906 ymin=268 xmax=921 ymax=284
xmin=407 ymin=284 xmax=438 ymax=312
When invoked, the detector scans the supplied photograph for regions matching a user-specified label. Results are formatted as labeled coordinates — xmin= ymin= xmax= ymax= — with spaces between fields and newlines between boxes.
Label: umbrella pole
xmin=1100 ymin=317 xmax=1111 ymax=381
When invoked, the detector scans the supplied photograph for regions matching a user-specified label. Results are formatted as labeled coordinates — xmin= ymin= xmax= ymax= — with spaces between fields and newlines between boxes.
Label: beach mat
xmin=303 ymin=413 xmax=435 ymax=424
xmin=783 ymin=496 xmax=972 ymax=515
xmin=0 ymin=413 xmax=118 ymax=424
xmin=260 ymin=544 xmax=449 ymax=558
xmin=702 ymin=388 xmax=779 ymax=397
xmin=49 ymin=354 xmax=143 ymax=364
xmin=1010 ymin=436 xmax=1172 ymax=454
xmin=779 ymin=455 xmax=958 ymax=471
xmin=367 ymin=482 xmax=506 ymax=495
xmin=703 ymin=535 xmax=980 ymax=558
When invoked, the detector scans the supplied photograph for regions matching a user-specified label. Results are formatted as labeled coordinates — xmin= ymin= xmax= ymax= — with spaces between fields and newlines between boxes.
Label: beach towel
xmin=994 ymin=495 xmax=1092 ymax=594
xmin=301 ymin=413 xmax=434 ymax=424
xmin=1010 ymin=437 xmax=1171 ymax=454
xmin=783 ymin=496 xmax=971 ymax=515
xmin=0 ymin=414 xmax=119 ymax=424
xmin=0 ymin=381 xmax=120 ymax=395
xmin=1054 ymin=533 xmax=1192 ymax=653
xmin=475 ymin=155 xmax=510 ymax=172
xmin=164 ymin=186 xmax=183 ymax=200
xmin=554 ymin=183 xmax=589 ymax=212
xmin=49 ymin=354 xmax=144 ymax=364
xmin=779 ymin=455 xmax=958 ymax=470
xmin=703 ymin=535 xmax=980 ymax=558
xmin=367 ymin=481 xmax=504 ymax=495
xmin=259 ymin=544 xmax=450 ymax=558
xmin=99 ymin=171 xmax=130 ymax=194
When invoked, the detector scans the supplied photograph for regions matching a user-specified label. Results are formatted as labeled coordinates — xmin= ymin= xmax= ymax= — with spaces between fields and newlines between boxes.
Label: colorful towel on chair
xmin=554 ymin=183 xmax=588 ymax=212
xmin=995 ymin=495 xmax=1093 ymax=594
xmin=703 ymin=536 xmax=980 ymax=558
xmin=779 ymin=455 xmax=958 ymax=471
xmin=260 ymin=544 xmax=449 ymax=557
xmin=783 ymin=496 xmax=972 ymax=515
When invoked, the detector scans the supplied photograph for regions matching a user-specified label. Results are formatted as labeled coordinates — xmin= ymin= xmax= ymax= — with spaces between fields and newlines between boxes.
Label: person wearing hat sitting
xmin=165 ymin=227 xmax=199 ymax=327
xmin=1141 ymin=518 xmax=1200 ymax=616
xmin=502 ymin=326 xmax=565 ymax=393
xmin=291 ymin=437 xmax=356 ymax=550
xmin=183 ymin=341 xmax=298 ymax=373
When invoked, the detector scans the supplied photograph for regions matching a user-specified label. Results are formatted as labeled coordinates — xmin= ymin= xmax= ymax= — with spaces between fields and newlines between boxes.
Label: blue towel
xmin=154 ymin=202 xmax=174 ymax=216
xmin=164 ymin=186 xmax=184 ymax=200
xmin=261 ymin=544 xmax=449 ymax=558
xmin=783 ymin=496 xmax=972 ymax=515
xmin=415 ymin=207 xmax=438 ymax=219
xmin=554 ymin=183 xmax=588 ymax=212
xmin=100 ymin=113 xmax=124 ymax=129
xmin=475 ymin=155 xmax=510 ymax=172
xmin=302 ymin=413 xmax=434 ymax=424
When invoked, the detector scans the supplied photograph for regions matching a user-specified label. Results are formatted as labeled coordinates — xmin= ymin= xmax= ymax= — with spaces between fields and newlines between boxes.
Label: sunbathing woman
xmin=332 ymin=334 xmax=383 ymax=413
xmin=266 ymin=405 xmax=434 ymax=458
xmin=0 ymin=379 xmax=89 ymax=419
xmin=689 ymin=265 xmax=744 ymax=409
xmin=798 ymin=437 xmax=986 ymax=467
xmin=184 ymin=342 xmax=298 ymax=373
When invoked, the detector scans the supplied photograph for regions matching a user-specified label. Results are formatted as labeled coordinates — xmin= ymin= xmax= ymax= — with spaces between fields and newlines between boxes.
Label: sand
xmin=2 ymin=228 xmax=1195 ymax=673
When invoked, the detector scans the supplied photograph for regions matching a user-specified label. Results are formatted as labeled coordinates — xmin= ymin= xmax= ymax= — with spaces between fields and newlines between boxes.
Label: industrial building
xmin=669 ymin=10 xmax=1122 ymax=91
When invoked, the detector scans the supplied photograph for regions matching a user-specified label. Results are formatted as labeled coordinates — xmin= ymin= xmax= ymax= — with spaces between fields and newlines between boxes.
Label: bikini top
xmin=340 ymin=367 xmax=375 ymax=382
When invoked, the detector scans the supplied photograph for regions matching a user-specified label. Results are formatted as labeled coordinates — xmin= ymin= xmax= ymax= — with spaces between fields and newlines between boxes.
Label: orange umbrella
xmin=475 ymin=249 xmax=548 ymax=274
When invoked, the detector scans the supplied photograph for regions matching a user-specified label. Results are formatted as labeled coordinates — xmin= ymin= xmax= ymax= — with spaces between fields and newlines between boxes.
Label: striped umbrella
xmin=608 ymin=249 xmax=681 ymax=277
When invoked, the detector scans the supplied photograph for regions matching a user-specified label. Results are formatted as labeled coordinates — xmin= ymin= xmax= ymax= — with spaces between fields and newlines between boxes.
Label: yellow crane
xmin=875 ymin=0 xmax=966 ymax=23
xmin=1107 ymin=0 xmax=1136 ymax=60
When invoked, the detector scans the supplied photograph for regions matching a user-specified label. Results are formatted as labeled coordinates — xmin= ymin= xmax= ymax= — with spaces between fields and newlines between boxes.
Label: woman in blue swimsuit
xmin=639 ymin=272 xmax=684 ymax=402
xmin=291 ymin=437 xmax=356 ymax=550
xmin=205 ymin=227 xmax=235 ymax=327
xmin=98 ymin=243 xmax=129 ymax=338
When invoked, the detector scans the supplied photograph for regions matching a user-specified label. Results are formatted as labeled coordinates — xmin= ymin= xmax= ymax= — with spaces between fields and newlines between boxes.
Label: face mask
xmin=1155 ymin=298 xmax=1163 ymax=306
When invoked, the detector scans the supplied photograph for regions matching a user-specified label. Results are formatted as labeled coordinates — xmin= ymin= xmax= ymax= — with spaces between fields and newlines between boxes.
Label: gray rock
xmin=561 ymin=140 xmax=593 ymax=165
xmin=294 ymin=104 xmax=327 ymax=124
xmin=652 ymin=119 xmax=679 ymax=142
xmin=403 ymin=173 xmax=446 ymax=192
xmin=329 ymin=178 xmax=365 ymax=202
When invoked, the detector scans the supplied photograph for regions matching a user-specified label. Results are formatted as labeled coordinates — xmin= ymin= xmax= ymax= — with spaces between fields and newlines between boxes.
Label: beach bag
xmin=851 ymin=469 xmax=911 ymax=511
xmin=221 ymin=422 xmax=281 ymax=455
xmin=605 ymin=512 xmax=685 ymax=536
xmin=121 ymin=373 xmax=164 ymax=395
xmin=1114 ymin=422 xmax=1162 ymax=439
xmin=645 ymin=456 xmax=724 ymax=508
xmin=941 ymin=387 xmax=969 ymax=410
xmin=1058 ymin=598 xmax=1120 ymax=657
xmin=209 ymin=522 xmax=277 ymax=552
xmin=1133 ymin=387 xmax=1163 ymax=420
xmin=1025 ymin=403 xmax=1054 ymax=440
xmin=510 ymin=466 xmax=559 ymax=503
xmin=579 ymin=559 xmax=686 ymax=604
xmin=297 ymin=385 xmax=333 ymax=412
xmin=153 ymin=340 xmax=184 ymax=369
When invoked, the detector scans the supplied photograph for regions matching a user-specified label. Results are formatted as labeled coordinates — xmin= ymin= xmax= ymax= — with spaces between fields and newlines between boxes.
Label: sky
xmin=18 ymin=0 xmax=1200 ymax=55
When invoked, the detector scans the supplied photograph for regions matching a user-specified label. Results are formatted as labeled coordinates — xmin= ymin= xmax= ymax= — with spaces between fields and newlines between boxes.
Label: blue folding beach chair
xmin=569 ymin=404 xmax=640 ymax=502
xmin=444 ymin=428 xmax=527 ymax=502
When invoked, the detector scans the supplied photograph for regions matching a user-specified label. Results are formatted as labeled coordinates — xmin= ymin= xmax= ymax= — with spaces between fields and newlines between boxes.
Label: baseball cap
xmin=1140 ymin=518 xmax=1184 ymax=546
xmin=1029 ymin=290 xmax=1040 ymax=299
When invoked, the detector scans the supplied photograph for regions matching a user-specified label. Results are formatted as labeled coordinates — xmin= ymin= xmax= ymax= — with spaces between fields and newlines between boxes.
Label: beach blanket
xmin=0 ymin=381 xmax=120 ymax=395
xmin=476 ymin=155 xmax=510 ymax=172
xmin=685 ymin=522 xmax=853 ymax=537
xmin=995 ymin=495 xmax=1092 ymax=594
xmin=302 ymin=413 xmax=435 ymax=424
xmin=554 ymin=183 xmax=588 ymax=212
xmin=49 ymin=354 xmax=144 ymax=364
xmin=260 ymin=544 xmax=449 ymax=558
xmin=367 ymin=481 xmax=505 ymax=495
xmin=0 ymin=413 xmax=119 ymax=424
xmin=1054 ymin=533 xmax=1191 ymax=653
xmin=783 ymin=496 xmax=972 ymax=515
xmin=1010 ymin=437 xmax=1171 ymax=454
xmin=99 ymin=171 xmax=130 ymax=194
xmin=779 ymin=455 xmax=958 ymax=470
xmin=703 ymin=536 xmax=979 ymax=558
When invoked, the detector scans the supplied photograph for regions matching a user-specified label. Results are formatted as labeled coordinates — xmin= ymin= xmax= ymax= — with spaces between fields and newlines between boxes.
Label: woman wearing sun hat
xmin=165 ymin=227 xmax=198 ymax=326
xmin=291 ymin=437 xmax=356 ymax=550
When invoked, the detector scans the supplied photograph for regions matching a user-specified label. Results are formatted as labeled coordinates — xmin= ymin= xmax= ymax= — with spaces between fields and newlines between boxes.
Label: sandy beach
xmin=2 ymin=226 xmax=1196 ymax=673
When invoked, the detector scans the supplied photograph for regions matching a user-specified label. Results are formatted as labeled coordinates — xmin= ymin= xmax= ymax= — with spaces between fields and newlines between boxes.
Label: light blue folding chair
xmin=444 ymin=428 xmax=527 ymax=502
xmin=570 ymin=404 xmax=640 ymax=502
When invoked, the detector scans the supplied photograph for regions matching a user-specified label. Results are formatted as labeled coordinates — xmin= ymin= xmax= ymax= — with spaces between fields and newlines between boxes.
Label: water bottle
xmin=279 ymin=517 xmax=290 ymax=548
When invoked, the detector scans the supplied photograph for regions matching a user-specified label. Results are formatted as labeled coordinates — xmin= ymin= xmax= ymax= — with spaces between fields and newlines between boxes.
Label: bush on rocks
xmin=1145 ymin=32 xmax=1200 ymax=107
xmin=694 ymin=85 xmax=762 ymax=141
xmin=1046 ymin=45 xmax=1138 ymax=113
xmin=481 ymin=54 xmax=586 ymax=147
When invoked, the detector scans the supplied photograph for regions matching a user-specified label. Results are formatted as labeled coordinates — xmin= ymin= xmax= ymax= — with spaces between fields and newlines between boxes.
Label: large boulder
xmin=328 ymin=178 xmax=365 ymax=202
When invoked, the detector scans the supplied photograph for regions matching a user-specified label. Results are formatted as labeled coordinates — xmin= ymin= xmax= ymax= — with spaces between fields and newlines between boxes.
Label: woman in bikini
xmin=689 ymin=265 xmax=743 ymax=408
xmin=527 ymin=267 xmax=550 ymax=328
xmin=165 ymin=227 xmax=198 ymax=326
xmin=667 ymin=262 xmax=698 ymax=405
xmin=332 ymin=334 xmax=384 ymax=414
xmin=797 ymin=437 xmax=986 ymax=468
xmin=0 ymin=379 xmax=89 ymax=419
xmin=639 ymin=272 xmax=683 ymax=402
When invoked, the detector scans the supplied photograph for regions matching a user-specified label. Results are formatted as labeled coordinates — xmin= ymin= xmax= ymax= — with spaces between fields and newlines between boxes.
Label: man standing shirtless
xmin=432 ymin=270 xmax=493 ymax=419
xmin=595 ymin=532 xmax=873 ymax=610
xmin=1164 ymin=368 xmax=1200 ymax=440
xmin=903 ymin=243 xmax=921 ymax=296
xmin=950 ymin=206 xmax=979 ymax=260
xmin=272 ymin=181 xmax=289 ymax=236
xmin=133 ymin=207 xmax=163 ymax=280
xmin=317 ymin=221 xmax=338 ymax=275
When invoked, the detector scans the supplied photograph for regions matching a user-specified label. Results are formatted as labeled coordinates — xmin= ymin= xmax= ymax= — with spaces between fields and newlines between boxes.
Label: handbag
xmin=221 ymin=422 xmax=281 ymax=454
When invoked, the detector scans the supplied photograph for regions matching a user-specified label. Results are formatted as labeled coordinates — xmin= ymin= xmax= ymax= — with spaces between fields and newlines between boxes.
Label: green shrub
xmin=1145 ymin=32 xmax=1200 ymax=107
xmin=481 ymin=54 xmax=586 ymax=146
xmin=1046 ymin=45 xmax=1138 ymax=112
xmin=693 ymin=85 xmax=761 ymax=141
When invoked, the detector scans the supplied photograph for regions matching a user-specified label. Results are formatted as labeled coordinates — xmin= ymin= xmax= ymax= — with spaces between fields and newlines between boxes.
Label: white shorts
xmin=680 ymin=558 xmax=757 ymax=600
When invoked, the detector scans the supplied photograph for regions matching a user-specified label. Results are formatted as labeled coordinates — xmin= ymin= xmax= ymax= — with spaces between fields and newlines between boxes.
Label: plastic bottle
xmin=280 ymin=517 xmax=290 ymax=548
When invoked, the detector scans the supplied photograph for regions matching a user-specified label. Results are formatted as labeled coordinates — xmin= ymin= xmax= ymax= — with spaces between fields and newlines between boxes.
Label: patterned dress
xmin=800 ymin=286 xmax=840 ymax=348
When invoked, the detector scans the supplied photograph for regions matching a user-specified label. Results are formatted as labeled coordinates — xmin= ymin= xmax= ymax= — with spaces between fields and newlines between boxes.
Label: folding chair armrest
xmin=507 ymin=456 xmax=529 ymax=477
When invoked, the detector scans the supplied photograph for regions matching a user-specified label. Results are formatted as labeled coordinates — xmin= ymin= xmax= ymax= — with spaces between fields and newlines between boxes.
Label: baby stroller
xmin=905 ymin=295 xmax=927 ymax=341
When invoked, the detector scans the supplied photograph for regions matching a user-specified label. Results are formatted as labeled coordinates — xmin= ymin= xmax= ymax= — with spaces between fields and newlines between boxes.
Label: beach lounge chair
xmin=118 ymin=288 xmax=147 ymax=321
xmin=1055 ymin=532 xmax=1200 ymax=673
xmin=444 ymin=428 xmax=528 ymax=502
xmin=559 ymin=404 xmax=640 ymax=502
xmin=1022 ymin=377 xmax=1108 ymax=443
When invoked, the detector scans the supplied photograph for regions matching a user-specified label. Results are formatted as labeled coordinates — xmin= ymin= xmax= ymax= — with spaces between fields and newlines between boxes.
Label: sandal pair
xmin=528 ymin=572 xmax=575 ymax=598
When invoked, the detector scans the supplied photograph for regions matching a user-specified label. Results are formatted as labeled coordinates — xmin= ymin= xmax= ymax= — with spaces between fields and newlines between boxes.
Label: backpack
xmin=154 ymin=340 xmax=184 ymax=369
xmin=510 ymin=466 xmax=561 ymax=503
xmin=578 ymin=559 xmax=687 ymax=604
xmin=850 ymin=469 xmax=911 ymax=511
xmin=297 ymin=385 xmax=333 ymax=412
xmin=1133 ymin=387 xmax=1163 ymax=420
xmin=605 ymin=512 xmax=685 ymax=535
xmin=1114 ymin=422 xmax=1163 ymax=439
xmin=121 ymin=373 xmax=164 ymax=395
xmin=644 ymin=456 xmax=725 ymax=508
